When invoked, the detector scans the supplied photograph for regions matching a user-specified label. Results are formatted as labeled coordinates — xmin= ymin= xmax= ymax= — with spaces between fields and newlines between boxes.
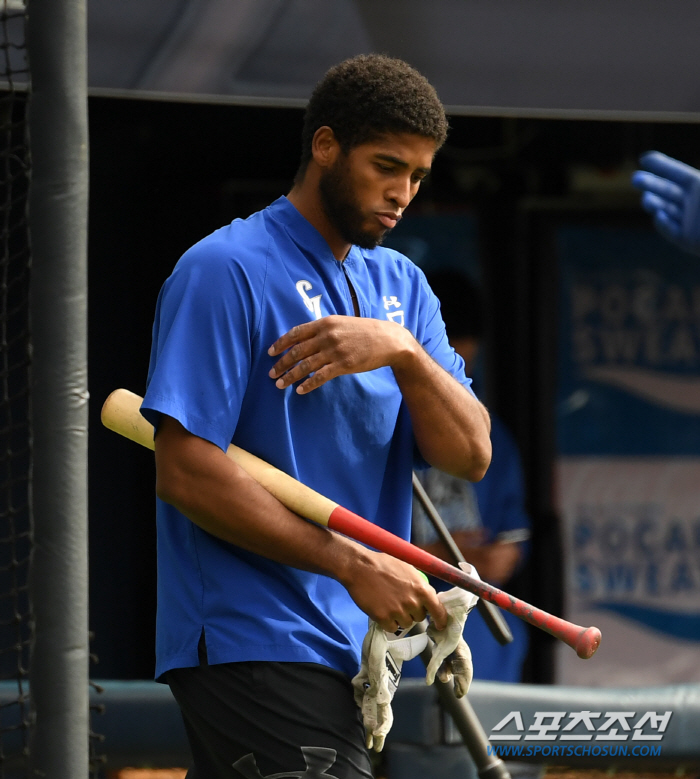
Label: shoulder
xmin=178 ymin=210 xmax=272 ymax=276
xmin=162 ymin=211 xmax=279 ymax=307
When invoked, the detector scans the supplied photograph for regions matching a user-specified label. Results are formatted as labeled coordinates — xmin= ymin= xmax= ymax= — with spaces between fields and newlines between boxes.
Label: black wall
xmin=88 ymin=98 xmax=303 ymax=678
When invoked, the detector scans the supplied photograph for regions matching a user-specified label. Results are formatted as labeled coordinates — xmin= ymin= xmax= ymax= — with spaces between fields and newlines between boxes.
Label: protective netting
xmin=0 ymin=0 xmax=31 ymax=775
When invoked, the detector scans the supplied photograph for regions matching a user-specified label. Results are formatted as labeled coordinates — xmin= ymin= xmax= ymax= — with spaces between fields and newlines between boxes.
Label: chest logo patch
xmin=383 ymin=295 xmax=405 ymax=327
xmin=296 ymin=280 xmax=323 ymax=320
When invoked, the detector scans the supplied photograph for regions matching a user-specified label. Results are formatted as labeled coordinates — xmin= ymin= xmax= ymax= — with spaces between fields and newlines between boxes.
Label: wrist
xmin=329 ymin=535 xmax=374 ymax=588
xmin=388 ymin=324 xmax=421 ymax=374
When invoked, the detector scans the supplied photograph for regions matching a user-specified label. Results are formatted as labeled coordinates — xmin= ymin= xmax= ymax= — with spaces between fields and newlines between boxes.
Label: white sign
xmin=556 ymin=457 xmax=700 ymax=686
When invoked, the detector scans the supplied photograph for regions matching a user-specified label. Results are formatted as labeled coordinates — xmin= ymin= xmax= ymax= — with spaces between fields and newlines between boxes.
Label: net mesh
xmin=0 ymin=0 xmax=31 ymax=775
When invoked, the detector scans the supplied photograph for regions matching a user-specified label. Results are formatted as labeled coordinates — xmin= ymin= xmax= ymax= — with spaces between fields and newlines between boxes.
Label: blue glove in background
xmin=631 ymin=151 xmax=700 ymax=256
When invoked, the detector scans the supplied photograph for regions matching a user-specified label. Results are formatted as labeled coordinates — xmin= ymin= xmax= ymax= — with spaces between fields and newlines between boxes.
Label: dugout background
xmin=87 ymin=95 xmax=700 ymax=682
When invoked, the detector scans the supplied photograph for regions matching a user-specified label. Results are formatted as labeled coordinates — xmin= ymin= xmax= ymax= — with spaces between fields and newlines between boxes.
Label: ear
xmin=311 ymin=126 xmax=340 ymax=169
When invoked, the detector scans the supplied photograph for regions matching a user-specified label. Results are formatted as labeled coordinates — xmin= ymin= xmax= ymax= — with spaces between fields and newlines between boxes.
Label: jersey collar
xmin=267 ymin=196 xmax=363 ymax=268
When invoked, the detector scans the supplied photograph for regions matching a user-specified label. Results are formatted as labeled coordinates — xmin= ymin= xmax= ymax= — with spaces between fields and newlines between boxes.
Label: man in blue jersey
xmin=142 ymin=54 xmax=491 ymax=778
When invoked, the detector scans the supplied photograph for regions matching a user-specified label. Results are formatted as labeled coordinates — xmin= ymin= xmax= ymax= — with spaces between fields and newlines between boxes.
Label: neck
xmin=287 ymin=170 xmax=351 ymax=262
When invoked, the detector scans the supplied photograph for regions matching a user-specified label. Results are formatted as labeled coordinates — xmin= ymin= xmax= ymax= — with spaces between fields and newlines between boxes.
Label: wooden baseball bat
xmin=101 ymin=388 xmax=601 ymax=660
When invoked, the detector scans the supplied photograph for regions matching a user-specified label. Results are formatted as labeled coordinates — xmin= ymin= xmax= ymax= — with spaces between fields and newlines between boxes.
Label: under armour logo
xmin=383 ymin=295 xmax=401 ymax=309
xmin=232 ymin=746 xmax=340 ymax=779
xmin=296 ymin=280 xmax=323 ymax=320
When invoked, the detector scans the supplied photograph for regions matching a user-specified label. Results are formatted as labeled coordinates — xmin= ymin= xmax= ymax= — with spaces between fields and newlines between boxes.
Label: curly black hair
xmin=297 ymin=54 xmax=448 ymax=179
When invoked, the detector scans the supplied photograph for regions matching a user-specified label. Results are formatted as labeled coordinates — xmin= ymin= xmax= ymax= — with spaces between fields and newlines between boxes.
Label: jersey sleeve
xmin=415 ymin=271 xmax=476 ymax=397
xmin=410 ymin=268 xmax=478 ymax=470
xmin=141 ymin=237 xmax=265 ymax=451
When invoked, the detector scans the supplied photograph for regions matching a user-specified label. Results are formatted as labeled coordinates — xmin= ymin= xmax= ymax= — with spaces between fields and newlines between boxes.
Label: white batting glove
xmin=425 ymin=562 xmax=480 ymax=698
xmin=352 ymin=622 xmax=429 ymax=752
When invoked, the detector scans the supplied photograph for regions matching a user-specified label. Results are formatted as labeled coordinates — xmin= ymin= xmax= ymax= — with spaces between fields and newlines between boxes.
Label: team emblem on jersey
xmin=383 ymin=295 xmax=405 ymax=327
xmin=296 ymin=280 xmax=323 ymax=320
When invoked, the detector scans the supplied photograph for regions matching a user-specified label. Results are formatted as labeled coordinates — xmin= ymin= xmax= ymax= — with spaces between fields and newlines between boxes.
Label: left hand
xmin=268 ymin=315 xmax=414 ymax=394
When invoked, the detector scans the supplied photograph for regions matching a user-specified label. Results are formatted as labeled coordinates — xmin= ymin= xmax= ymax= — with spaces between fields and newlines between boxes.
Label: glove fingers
xmin=632 ymin=171 xmax=685 ymax=204
xmin=453 ymin=670 xmax=472 ymax=698
xmin=639 ymin=151 xmax=700 ymax=187
xmin=363 ymin=700 xmax=392 ymax=752
xmin=654 ymin=209 xmax=683 ymax=242
xmin=437 ymin=586 xmax=478 ymax=615
xmin=437 ymin=663 xmax=453 ymax=685
xmin=640 ymin=192 xmax=682 ymax=221
xmin=425 ymin=653 xmax=440 ymax=686
xmin=425 ymin=634 xmax=461 ymax=685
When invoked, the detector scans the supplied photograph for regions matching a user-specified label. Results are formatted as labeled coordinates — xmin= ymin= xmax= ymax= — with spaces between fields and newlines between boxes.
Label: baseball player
xmin=142 ymin=54 xmax=491 ymax=778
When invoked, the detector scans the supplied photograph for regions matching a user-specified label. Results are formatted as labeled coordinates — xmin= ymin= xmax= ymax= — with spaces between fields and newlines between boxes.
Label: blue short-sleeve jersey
xmin=142 ymin=196 xmax=473 ymax=680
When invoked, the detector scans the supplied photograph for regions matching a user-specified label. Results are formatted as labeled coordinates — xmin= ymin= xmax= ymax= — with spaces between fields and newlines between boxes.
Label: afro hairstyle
xmin=297 ymin=54 xmax=448 ymax=179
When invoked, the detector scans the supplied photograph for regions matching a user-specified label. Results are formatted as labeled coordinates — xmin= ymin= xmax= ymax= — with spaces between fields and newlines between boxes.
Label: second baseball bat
xmin=102 ymin=388 xmax=601 ymax=659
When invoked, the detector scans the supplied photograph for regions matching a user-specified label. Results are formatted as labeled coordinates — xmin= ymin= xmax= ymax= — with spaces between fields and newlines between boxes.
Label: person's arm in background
xmin=415 ymin=418 xmax=530 ymax=587
xmin=632 ymin=151 xmax=700 ymax=256
xmin=421 ymin=531 xmax=524 ymax=587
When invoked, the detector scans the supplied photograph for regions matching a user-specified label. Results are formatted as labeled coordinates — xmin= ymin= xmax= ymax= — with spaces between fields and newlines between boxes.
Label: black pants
xmin=166 ymin=659 xmax=373 ymax=779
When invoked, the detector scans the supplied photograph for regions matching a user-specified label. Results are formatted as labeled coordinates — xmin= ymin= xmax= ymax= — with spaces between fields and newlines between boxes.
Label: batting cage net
xmin=0 ymin=0 xmax=31 ymax=775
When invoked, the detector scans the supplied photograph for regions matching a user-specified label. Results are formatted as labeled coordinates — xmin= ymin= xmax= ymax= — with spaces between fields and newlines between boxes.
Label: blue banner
xmin=555 ymin=223 xmax=700 ymax=686
xmin=557 ymin=225 xmax=700 ymax=456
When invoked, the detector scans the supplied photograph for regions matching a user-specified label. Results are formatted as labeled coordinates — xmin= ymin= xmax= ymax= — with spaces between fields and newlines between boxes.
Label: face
xmin=318 ymin=133 xmax=436 ymax=250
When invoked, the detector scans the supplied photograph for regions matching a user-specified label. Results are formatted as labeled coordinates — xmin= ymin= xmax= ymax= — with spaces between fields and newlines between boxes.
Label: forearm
xmin=154 ymin=415 xmax=449 ymax=631
xmin=267 ymin=316 xmax=490 ymax=479
xmin=392 ymin=339 xmax=491 ymax=480
xmin=155 ymin=416 xmax=362 ymax=581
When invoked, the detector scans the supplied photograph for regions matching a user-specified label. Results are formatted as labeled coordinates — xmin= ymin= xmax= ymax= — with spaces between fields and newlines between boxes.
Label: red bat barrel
xmin=329 ymin=505 xmax=601 ymax=660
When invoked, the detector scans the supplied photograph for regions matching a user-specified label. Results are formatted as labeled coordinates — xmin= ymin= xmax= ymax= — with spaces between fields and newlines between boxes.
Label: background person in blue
xmin=141 ymin=55 xmax=492 ymax=778
xmin=404 ymin=270 xmax=531 ymax=683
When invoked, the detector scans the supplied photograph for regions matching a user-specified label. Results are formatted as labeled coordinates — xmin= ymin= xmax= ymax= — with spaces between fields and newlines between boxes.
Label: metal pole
xmin=411 ymin=473 xmax=511 ymax=779
xmin=412 ymin=473 xmax=512 ymax=645
xmin=26 ymin=0 xmax=90 ymax=775
xmin=413 ymin=621 xmax=510 ymax=779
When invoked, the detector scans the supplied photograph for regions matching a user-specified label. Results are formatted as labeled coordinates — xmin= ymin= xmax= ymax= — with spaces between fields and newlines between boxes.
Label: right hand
xmin=631 ymin=151 xmax=700 ymax=256
xmin=268 ymin=315 xmax=416 ymax=395
xmin=340 ymin=550 xmax=448 ymax=633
